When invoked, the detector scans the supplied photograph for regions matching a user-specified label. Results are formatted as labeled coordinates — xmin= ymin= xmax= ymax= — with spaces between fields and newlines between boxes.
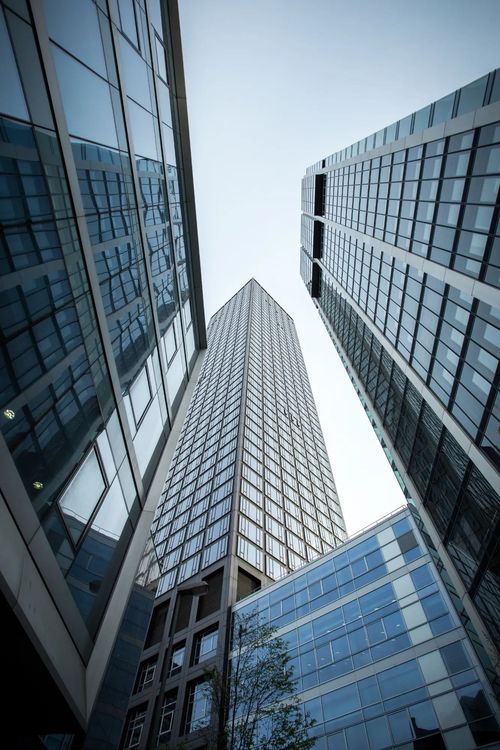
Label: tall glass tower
xmin=0 ymin=0 xmax=205 ymax=741
xmin=125 ymin=279 xmax=346 ymax=749
xmin=301 ymin=70 xmax=500 ymax=686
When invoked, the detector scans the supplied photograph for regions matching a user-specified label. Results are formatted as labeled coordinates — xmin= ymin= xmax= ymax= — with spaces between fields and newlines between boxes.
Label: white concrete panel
xmin=419 ymin=651 xmax=447 ymax=683
xmin=393 ymin=574 xmax=415 ymax=600
xmin=433 ymin=692 xmax=466 ymax=730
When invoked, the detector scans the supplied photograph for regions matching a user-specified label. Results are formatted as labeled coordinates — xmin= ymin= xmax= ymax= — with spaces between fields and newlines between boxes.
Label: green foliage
xmin=203 ymin=610 xmax=316 ymax=750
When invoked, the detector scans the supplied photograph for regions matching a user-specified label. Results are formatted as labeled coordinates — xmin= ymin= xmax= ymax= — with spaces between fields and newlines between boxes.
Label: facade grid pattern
xmin=126 ymin=279 xmax=346 ymax=749
xmin=301 ymin=70 xmax=500 ymax=692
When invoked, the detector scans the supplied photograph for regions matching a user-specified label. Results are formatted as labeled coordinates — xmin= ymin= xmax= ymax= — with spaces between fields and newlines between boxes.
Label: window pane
xmin=52 ymin=46 xmax=119 ymax=148
xmin=128 ymin=100 xmax=159 ymax=160
xmin=59 ymin=449 xmax=105 ymax=543
xmin=43 ymin=0 xmax=107 ymax=76
xmin=432 ymin=93 xmax=455 ymax=126
xmin=118 ymin=0 xmax=139 ymax=47
xmin=456 ymin=76 xmax=488 ymax=115
xmin=378 ymin=659 xmax=423 ymax=699
xmin=130 ymin=367 xmax=151 ymax=423
xmin=0 ymin=8 xmax=29 ymax=121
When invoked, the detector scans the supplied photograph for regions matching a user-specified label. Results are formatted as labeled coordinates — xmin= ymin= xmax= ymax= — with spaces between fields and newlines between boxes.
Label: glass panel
xmin=413 ymin=105 xmax=431 ymax=132
xmin=92 ymin=475 xmax=129 ymax=540
xmin=378 ymin=659 xmax=423 ymax=699
xmin=155 ymin=35 xmax=167 ymax=82
xmin=42 ymin=0 xmax=106 ymax=76
xmin=195 ymin=628 xmax=218 ymax=663
xmin=118 ymin=0 xmax=139 ymax=48
xmin=130 ymin=366 xmax=151 ymax=424
xmin=52 ymin=46 xmax=118 ymax=148
xmin=128 ymin=100 xmax=159 ymax=160
xmin=447 ymin=466 xmax=499 ymax=585
xmin=432 ymin=93 xmax=455 ymax=126
xmin=59 ymin=449 xmax=105 ymax=543
xmin=456 ymin=76 xmax=488 ymax=115
xmin=409 ymin=701 xmax=439 ymax=735
xmin=119 ymin=34 xmax=152 ymax=111
xmin=365 ymin=715 xmax=391 ymax=750
xmin=187 ymin=682 xmax=210 ymax=732
xmin=0 ymin=8 xmax=29 ymax=120
xmin=322 ymin=683 xmax=360 ymax=720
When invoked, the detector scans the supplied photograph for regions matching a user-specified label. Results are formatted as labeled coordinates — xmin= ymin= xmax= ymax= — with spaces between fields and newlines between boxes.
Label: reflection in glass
xmin=59 ymin=449 xmax=106 ymax=543
xmin=52 ymin=45 xmax=118 ymax=148
xmin=0 ymin=8 xmax=29 ymax=121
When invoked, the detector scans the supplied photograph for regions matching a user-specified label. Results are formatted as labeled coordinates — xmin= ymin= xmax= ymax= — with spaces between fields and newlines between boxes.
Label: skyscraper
xmin=0 ymin=0 xmax=205 ymax=742
xmin=125 ymin=279 xmax=347 ymax=749
xmin=300 ymin=70 xmax=500 ymax=687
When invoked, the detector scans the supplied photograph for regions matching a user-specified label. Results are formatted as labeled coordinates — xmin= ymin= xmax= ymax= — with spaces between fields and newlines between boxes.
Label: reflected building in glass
xmin=0 ymin=0 xmax=205 ymax=743
xmin=234 ymin=507 xmax=500 ymax=750
xmin=124 ymin=279 xmax=346 ymax=749
xmin=300 ymin=70 xmax=500 ymax=691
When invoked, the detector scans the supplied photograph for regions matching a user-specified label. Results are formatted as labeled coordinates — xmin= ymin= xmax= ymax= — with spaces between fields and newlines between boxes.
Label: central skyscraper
xmin=125 ymin=279 xmax=347 ymax=749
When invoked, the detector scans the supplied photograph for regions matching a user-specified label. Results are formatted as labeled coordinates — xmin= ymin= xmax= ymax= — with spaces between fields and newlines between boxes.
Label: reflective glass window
xmin=59 ymin=448 xmax=106 ymax=543
xmin=473 ymin=144 xmax=500 ymax=175
xmin=119 ymin=35 xmax=152 ymax=111
xmin=128 ymin=100 xmax=158 ymax=160
xmin=322 ymin=683 xmax=360 ymax=720
xmin=186 ymin=681 xmax=210 ymax=732
xmin=378 ymin=660 xmax=423 ymax=699
xmin=194 ymin=628 xmax=218 ymax=664
xmin=118 ymin=0 xmax=139 ymax=48
xmin=432 ymin=93 xmax=455 ymax=126
xmin=52 ymin=46 xmax=118 ymax=148
xmin=43 ymin=0 xmax=106 ymax=76
xmin=170 ymin=643 xmax=185 ymax=675
xmin=155 ymin=35 xmax=168 ymax=82
xmin=414 ymin=106 xmax=431 ymax=132
xmin=0 ymin=8 xmax=29 ymax=121
xmin=457 ymin=76 xmax=488 ymax=115
xmin=441 ymin=641 xmax=470 ymax=675
xmin=365 ymin=716 xmax=391 ymax=750
xmin=130 ymin=367 xmax=151 ymax=424
xmin=409 ymin=701 xmax=439 ymax=735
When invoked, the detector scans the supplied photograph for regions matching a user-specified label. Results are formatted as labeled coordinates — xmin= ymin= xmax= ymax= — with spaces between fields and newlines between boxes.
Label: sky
xmin=177 ymin=0 xmax=500 ymax=535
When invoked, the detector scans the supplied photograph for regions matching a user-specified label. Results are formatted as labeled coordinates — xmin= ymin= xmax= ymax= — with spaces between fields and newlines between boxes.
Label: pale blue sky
xmin=178 ymin=0 xmax=500 ymax=534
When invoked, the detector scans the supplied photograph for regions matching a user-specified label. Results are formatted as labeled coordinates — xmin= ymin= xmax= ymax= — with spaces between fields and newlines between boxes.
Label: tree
xmin=203 ymin=610 xmax=316 ymax=750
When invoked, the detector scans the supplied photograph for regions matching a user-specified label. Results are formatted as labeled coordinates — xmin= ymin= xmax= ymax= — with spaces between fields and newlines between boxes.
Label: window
xmin=52 ymin=46 xmax=118 ymax=148
xmin=158 ymin=691 xmax=177 ymax=745
xmin=202 ymin=537 xmax=228 ymax=568
xmin=237 ymin=536 xmax=263 ymax=570
xmin=59 ymin=448 xmax=106 ymax=544
xmin=266 ymin=534 xmax=286 ymax=562
xmin=0 ymin=7 xmax=29 ymax=120
xmin=193 ymin=627 xmax=218 ymax=664
xmin=185 ymin=681 xmax=211 ymax=733
xmin=240 ymin=496 xmax=262 ymax=525
xmin=169 ymin=643 xmax=185 ymax=676
xmin=134 ymin=658 xmax=156 ymax=693
xmin=117 ymin=0 xmax=139 ymax=48
xmin=164 ymin=322 xmax=177 ymax=363
xmin=155 ymin=34 xmax=168 ymax=82
xmin=239 ymin=515 xmax=262 ymax=545
xmin=378 ymin=659 xmax=423 ymax=700
xmin=123 ymin=705 xmax=146 ymax=749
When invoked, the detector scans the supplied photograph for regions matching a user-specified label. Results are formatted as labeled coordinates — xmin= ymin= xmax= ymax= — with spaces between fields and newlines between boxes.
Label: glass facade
xmin=0 ymin=0 xmax=204 ymax=740
xmin=149 ymin=279 xmax=345 ymax=597
xmin=234 ymin=509 xmax=500 ymax=750
xmin=301 ymin=70 xmax=500 ymax=679
xmin=125 ymin=280 xmax=347 ymax=748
